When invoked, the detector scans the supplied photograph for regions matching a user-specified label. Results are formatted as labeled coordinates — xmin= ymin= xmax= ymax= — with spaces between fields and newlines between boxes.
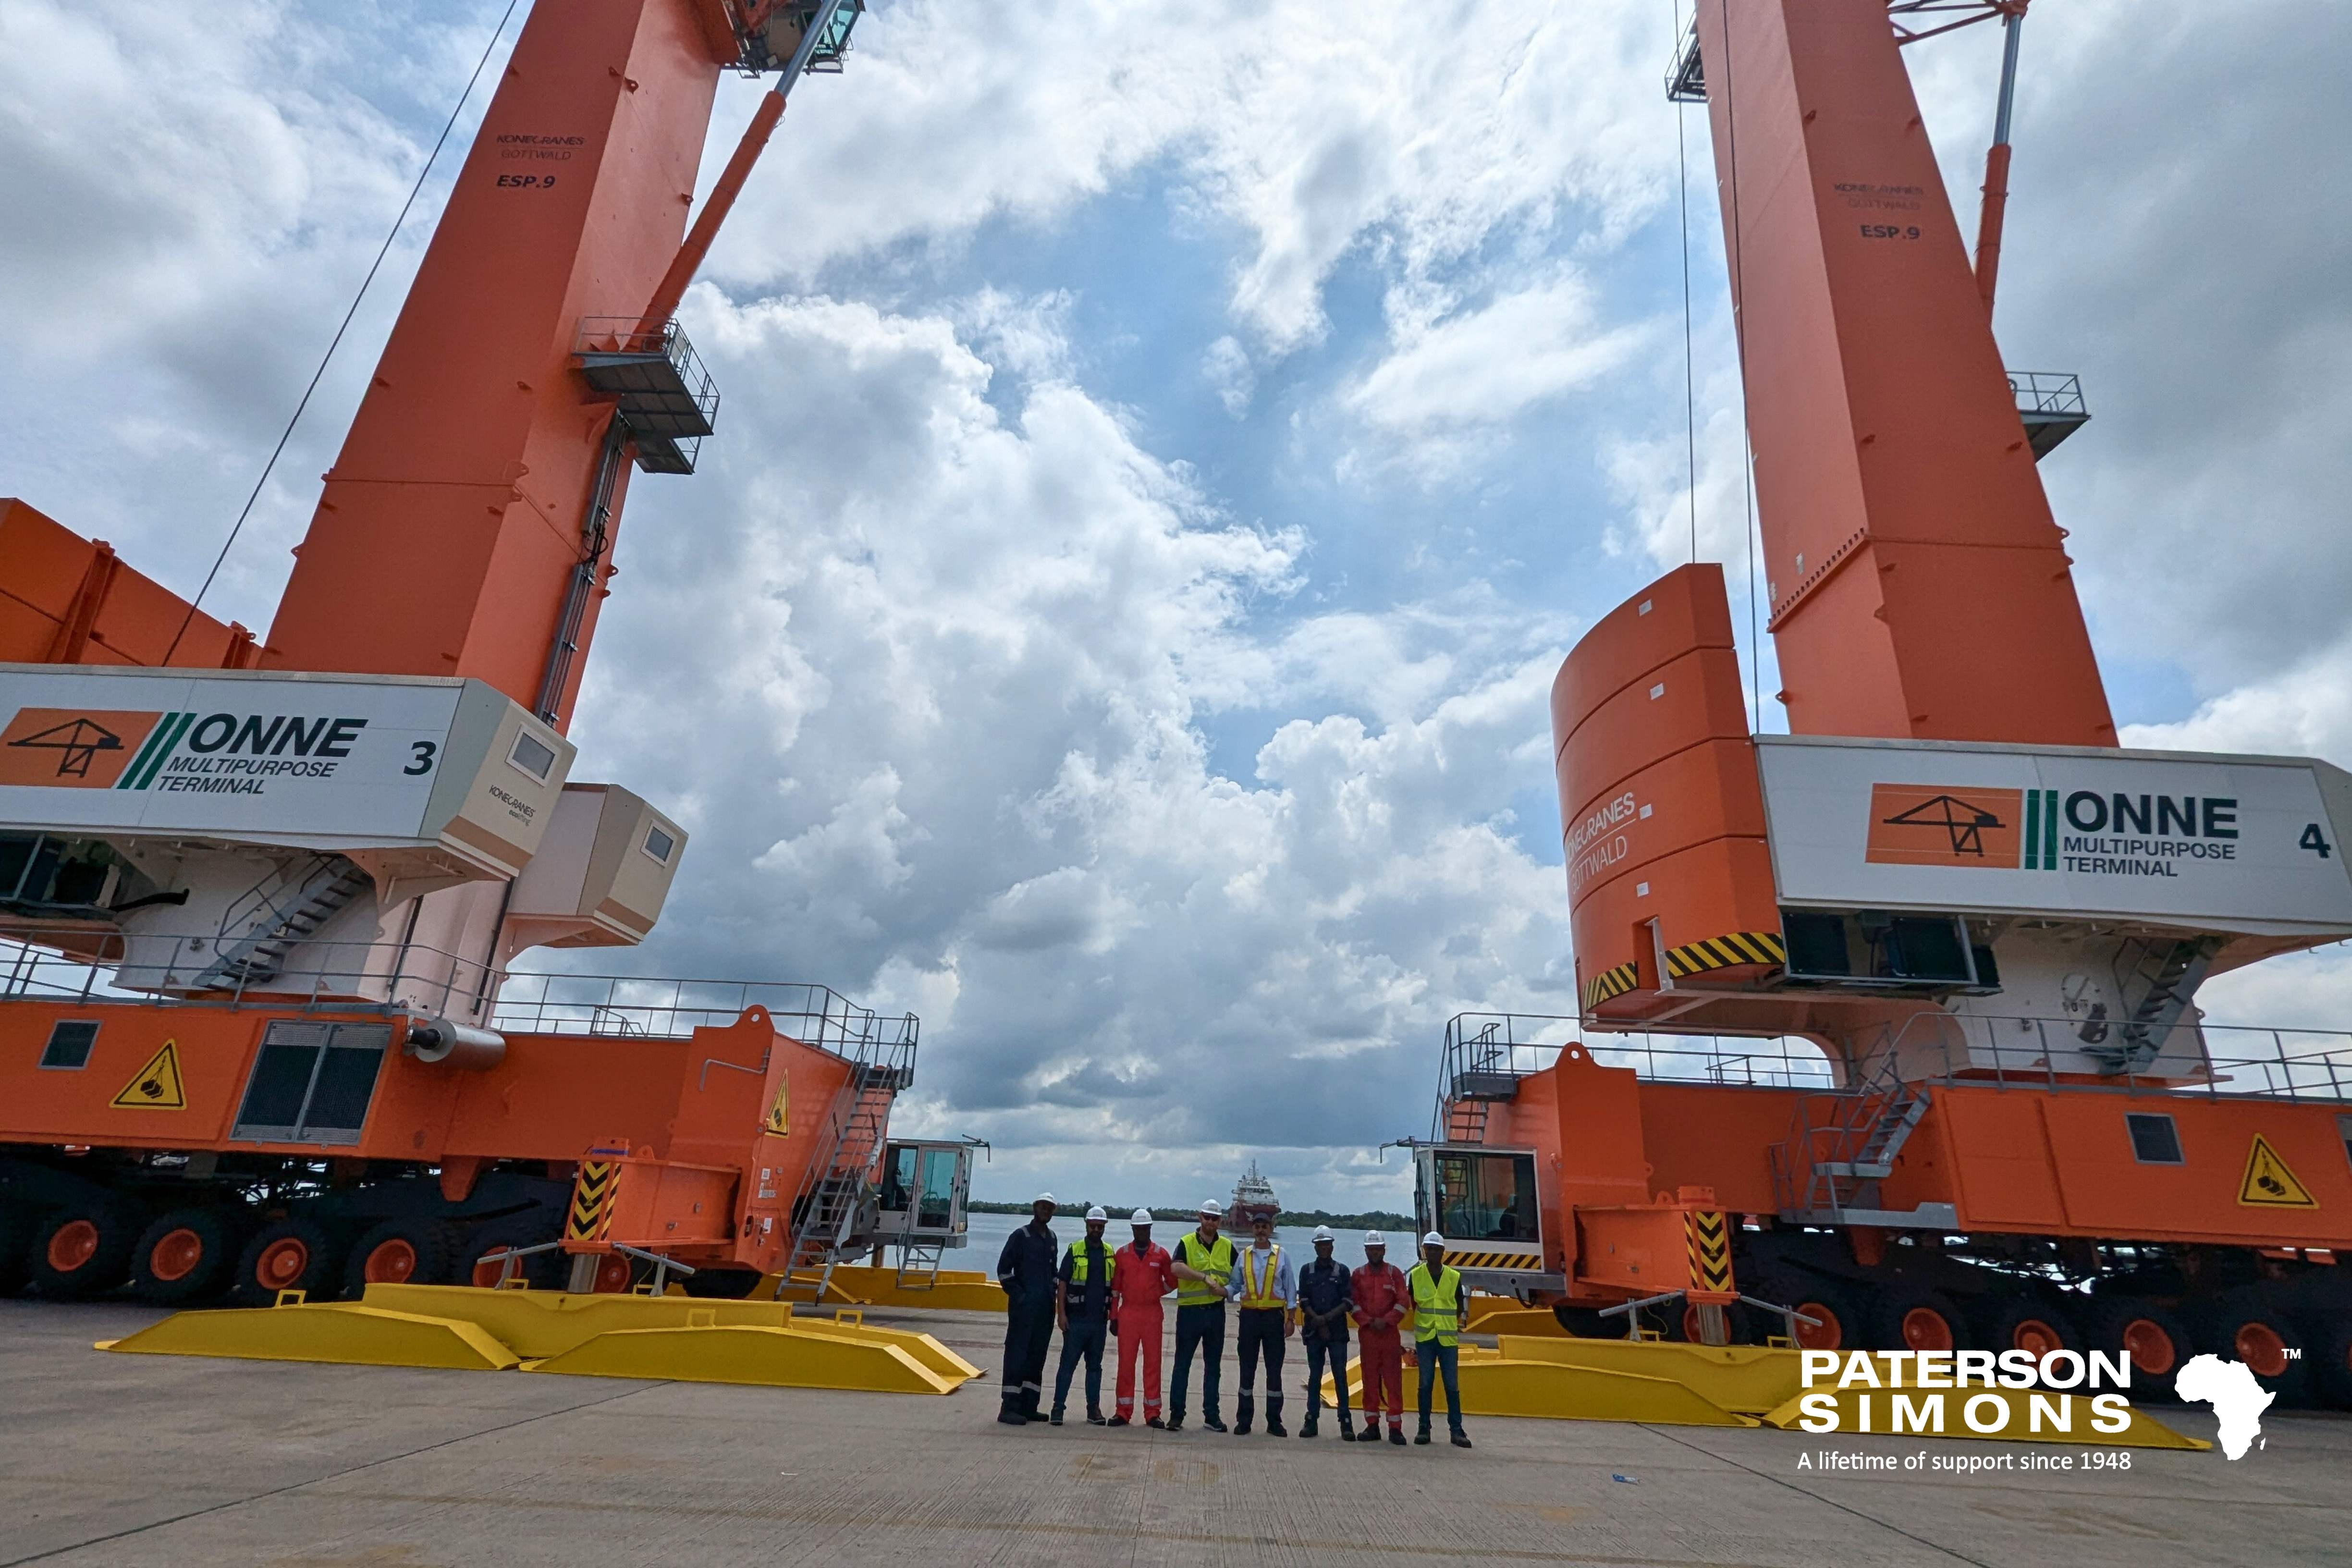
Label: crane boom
xmin=1694 ymin=0 xmax=2111 ymax=747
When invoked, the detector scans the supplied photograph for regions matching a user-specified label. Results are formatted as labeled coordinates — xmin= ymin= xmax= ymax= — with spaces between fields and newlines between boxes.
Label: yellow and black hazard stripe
xmin=1583 ymin=930 xmax=1786 ymax=1011
xmin=1684 ymin=1209 xmax=1733 ymax=1294
xmin=565 ymin=1159 xmax=622 ymax=1242
xmin=1582 ymin=962 xmax=1639 ymax=1012
xmin=1664 ymin=930 xmax=1785 ymax=980
xmin=1442 ymin=1250 xmax=1546 ymax=1271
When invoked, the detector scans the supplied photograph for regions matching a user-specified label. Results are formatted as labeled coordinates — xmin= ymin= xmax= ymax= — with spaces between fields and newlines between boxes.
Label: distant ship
xmin=1228 ymin=1160 xmax=1279 ymax=1233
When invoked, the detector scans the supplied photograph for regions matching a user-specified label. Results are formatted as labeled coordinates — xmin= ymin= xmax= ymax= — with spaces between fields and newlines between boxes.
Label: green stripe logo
xmin=117 ymin=711 xmax=195 ymax=791
xmin=2021 ymin=787 xmax=2059 ymax=870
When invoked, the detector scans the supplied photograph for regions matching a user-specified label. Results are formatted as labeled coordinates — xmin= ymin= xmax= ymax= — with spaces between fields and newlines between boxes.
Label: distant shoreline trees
xmin=968 ymin=1198 xmax=1414 ymax=1230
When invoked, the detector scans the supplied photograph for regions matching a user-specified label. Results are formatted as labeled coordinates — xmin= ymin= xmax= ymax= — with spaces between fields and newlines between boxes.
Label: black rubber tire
xmin=456 ymin=1216 xmax=564 ymax=1290
xmin=1870 ymin=1286 xmax=1972 ymax=1354
xmin=1978 ymin=1292 xmax=2083 ymax=1360
xmin=2081 ymin=1296 xmax=2195 ymax=1396
xmin=1551 ymin=1304 xmax=1617 ymax=1338
xmin=681 ymin=1267 xmax=763 ymax=1300
xmin=0 ymin=1204 xmax=32 ymax=1297
xmin=2306 ymin=1315 xmax=2352 ymax=1411
xmin=1771 ymin=1278 xmax=1870 ymax=1352
xmin=25 ymin=1200 xmax=142 ymax=1299
xmin=128 ymin=1208 xmax=241 ymax=1305
xmin=2191 ymin=1288 xmax=2313 ymax=1408
xmin=232 ymin=1216 xmax=344 ymax=1305
xmin=342 ymin=1218 xmax=456 ymax=1298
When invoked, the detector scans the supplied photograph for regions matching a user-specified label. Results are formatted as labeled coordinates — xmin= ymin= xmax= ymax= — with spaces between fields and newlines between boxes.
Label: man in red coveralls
xmin=1109 ymin=1207 xmax=1177 ymax=1427
xmin=1349 ymin=1230 xmax=1410 ymax=1446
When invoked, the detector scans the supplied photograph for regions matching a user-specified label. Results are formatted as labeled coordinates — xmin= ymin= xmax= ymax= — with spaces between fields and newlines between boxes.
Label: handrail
xmin=1437 ymin=1008 xmax=2352 ymax=1114
xmin=0 ymin=926 xmax=916 ymax=1057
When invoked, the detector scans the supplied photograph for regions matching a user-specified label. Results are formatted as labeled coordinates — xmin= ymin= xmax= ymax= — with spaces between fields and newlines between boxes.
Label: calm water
xmin=931 ymin=1210 xmax=1401 ymax=1272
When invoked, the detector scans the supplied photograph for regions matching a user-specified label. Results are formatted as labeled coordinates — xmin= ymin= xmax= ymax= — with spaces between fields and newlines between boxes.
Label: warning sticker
xmin=110 ymin=1041 xmax=186 ymax=1110
xmin=2237 ymin=1133 xmax=2316 ymax=1208
xmin=762 ymin=1078 xmax=789 ymax=1136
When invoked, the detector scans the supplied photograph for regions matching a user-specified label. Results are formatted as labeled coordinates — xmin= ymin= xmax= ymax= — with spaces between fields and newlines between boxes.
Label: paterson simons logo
xmin=1864 ymin=782 xmax=2242 ymax=880
xmin=0 ymin=708 xmax=369 ymax=796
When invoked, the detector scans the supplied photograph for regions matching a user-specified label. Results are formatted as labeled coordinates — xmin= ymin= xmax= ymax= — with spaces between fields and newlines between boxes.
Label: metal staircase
xmin=1771 ymin=1053 xmax=1935 ymax=1224
xmin=1440 ymin=1017 xmax=1525 ymax=1143
xmin=2095 ymin=936 xmax=2223 ymax=1073
xmin=782 ymin=1043 xmax=915 ymax=1300
xmin=893 ymin=1224 xmax=946 ymax=1291
xmin=192 ymin=857 xmax=372 ymax=990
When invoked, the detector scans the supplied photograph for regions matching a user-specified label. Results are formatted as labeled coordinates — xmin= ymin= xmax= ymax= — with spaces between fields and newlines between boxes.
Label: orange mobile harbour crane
xmin=1417 ymin=0 xmax=2352 ymax=1409
xmin=0 ymin=1 xmax=977 ymax=1311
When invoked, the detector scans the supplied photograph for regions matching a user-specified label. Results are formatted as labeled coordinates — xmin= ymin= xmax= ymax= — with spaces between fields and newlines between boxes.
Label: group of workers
xmin=995 ymin=1195 xmax=1472 ymax=1449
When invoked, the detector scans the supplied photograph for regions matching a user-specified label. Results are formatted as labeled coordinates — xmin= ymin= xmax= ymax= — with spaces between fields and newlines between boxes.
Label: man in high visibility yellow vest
xmin=1228 ymin=1212 xmax=1296 ymax=1436
xmin=1408 ymin=1231 xmax=1473 ymax=1448
xmin=1049 ymin=1206 xmax=1116 ymax=1426
xmin=1165 ymin=1199 xmax=1234 ymax=1432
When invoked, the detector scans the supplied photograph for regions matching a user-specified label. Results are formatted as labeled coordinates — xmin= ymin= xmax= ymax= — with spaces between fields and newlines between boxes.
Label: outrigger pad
xmin=97 ymin=1303 xmax=519 ymax=1372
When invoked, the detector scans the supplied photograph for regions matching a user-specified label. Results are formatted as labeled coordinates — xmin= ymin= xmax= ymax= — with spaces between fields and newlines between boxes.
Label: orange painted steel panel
xmin=1638 ymin=1082 xmax=1798 ymax=1215
xmin=1556 ymin=567 xmax=1778 ymax=1008
xmin=1557 ymin=647 xmax=1751 ymax=863
xmin=2034 ymin=1092 xmax=2352 ymax=1248
xmin=261 ymin=0 xmax=724 ymax=728
xmin=1693 ymin=0 xmax=2113 ymax=747
xmin=1550 ymin=563 xmax=1739 ymax=754
xmin=0 ymin=500 xmax=256 ymax=668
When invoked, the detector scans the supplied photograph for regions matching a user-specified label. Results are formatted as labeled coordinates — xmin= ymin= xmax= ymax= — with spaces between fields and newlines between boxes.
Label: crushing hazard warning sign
xmin=2237 ymin=1133 xmax=2315 ymax=1208
xmin=110 ymin=1041 xmax=186 ymax=1110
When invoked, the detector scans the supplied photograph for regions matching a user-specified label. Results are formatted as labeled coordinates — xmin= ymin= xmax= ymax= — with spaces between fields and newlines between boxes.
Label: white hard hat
xmin=1422 ymin=1231 xmax=1445 ymax=1248
xmin=1363 ymin=1230 xmax=1386 ymax=1248
xmin=1085 ymin=1205 xmax=1107 ymax=1222
xmin=1312 ymin=1225 xmax=1335 ymax=1241
xmin=1034 ymin=1191 xmax=1056 ymax=1205
xmin=1200 ymin=1199 xmax=1225 ymax=1217
xmin=1130 ymin=1208 xmax=1154 ymax=1225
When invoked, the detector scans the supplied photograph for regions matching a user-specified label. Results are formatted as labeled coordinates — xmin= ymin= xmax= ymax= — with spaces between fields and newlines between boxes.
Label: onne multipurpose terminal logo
xmin=0 ymin=707 xmax=372 ymax=794
xmin=1864 ymin=782 xmax=2257 ymax=878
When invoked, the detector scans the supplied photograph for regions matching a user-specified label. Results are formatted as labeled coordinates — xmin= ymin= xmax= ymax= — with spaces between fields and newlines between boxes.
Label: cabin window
xmin=642 ymin=824 xmax=676 ymax=865
xmin=231 ymin=1022 xmax=389 ymax=1146
xmin=2126 ymin=1112 xmax=2183 ymax=1165
xmin=1431 ymin=1151 xmax=1540 ymax=1242
xmin=507 ymin=730 xmax=557 ymax=782
xmin=39 ymin=1020 xmax=98 ymax=1070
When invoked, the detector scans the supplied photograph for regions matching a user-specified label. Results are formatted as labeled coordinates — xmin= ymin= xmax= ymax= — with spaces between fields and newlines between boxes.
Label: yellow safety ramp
xmin=1495 ymin=1335 xmax=1804 ymax=1415
xmin=1758 ymin=1387 xmax=2207 ymax=1449
xmin=94 ymin=1285 xmax=977 ymax=1396
xmin=356 ymin=1283 xmax=794 ymax=1358
xmin=1465 ymin=1304 xmax=1569 ymax=1338
xmin=99 ymin=1300 xmax=519 ymax=1372
xmin=1326 ymin=1347 xmax=1757 ymax=1428
xmin=764 ymin=1266 xmax=1008 ymax=1313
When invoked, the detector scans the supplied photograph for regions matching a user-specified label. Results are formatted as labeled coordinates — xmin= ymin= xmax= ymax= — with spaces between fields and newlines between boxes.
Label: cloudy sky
xmin=4 ymin=0 xmax=2348 ymax=1211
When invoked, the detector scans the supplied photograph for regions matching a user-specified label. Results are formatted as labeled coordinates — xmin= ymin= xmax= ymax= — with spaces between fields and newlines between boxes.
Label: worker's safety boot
xmin=1337 ymin=1420 xmax=1356 ymax=1442
xmin=1300 ymin=1417 xmax=1318 ymax=1439
xmin=1233 ymin=1393 xmax=1253 ymax=1436
xmin=1265 ymin=1405 xmax=1287 ymax=1438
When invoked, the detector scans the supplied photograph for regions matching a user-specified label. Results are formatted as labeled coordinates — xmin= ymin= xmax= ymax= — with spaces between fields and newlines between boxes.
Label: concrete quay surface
xmin=2 ymin=1297 xmax=2345 ymax=1568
